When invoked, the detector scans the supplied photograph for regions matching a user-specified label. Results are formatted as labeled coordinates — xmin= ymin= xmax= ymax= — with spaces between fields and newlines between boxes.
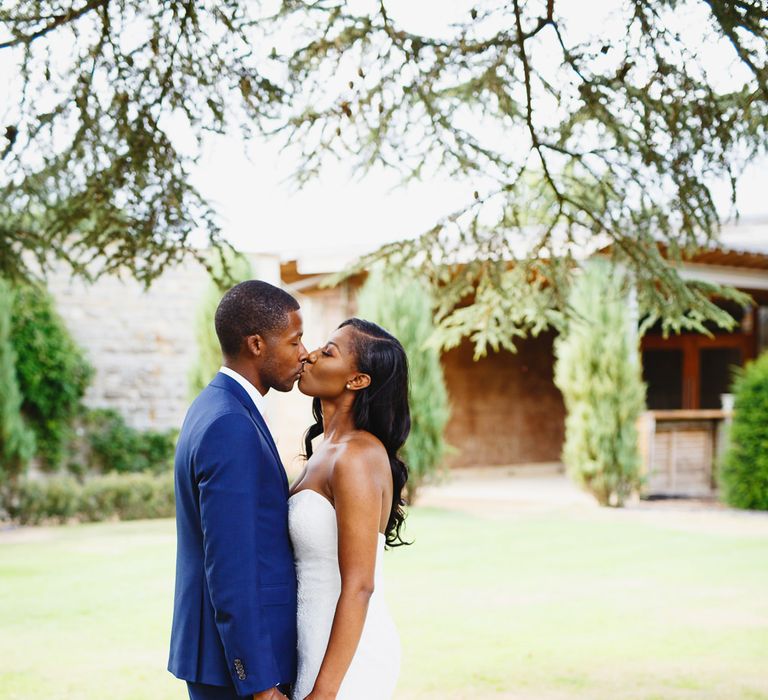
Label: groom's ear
xmin=244 ymin=334 xmax=265 ymax=357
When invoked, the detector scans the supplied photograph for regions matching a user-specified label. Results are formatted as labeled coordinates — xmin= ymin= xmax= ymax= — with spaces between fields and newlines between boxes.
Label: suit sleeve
xmin=195 ymin=412 xmax=281 ymax=695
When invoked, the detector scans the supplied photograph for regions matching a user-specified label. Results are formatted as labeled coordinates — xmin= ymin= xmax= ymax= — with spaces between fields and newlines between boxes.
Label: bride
xmin=289 ymin=318 xmax=410 ymax=700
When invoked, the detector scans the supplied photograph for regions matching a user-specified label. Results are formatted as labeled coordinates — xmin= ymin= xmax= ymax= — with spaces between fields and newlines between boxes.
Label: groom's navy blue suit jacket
xmin=168 ymin=373 xmax=297 ymax=695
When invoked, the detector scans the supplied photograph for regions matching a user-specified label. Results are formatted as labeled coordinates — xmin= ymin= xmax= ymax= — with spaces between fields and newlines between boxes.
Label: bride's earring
xmin=345 ymin=383 xmax=351 ymax=389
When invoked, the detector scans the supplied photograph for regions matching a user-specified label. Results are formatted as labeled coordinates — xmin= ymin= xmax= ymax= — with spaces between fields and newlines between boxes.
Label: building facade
xmin=47 ymin=224 xmax=768 ymax=482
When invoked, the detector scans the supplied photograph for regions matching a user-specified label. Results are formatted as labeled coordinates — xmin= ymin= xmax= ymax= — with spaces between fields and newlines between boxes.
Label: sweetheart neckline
xmin=289 ymin=488 xmax=334 ymax=508
xmin=289 ymin=489 xmax=386 ymax=539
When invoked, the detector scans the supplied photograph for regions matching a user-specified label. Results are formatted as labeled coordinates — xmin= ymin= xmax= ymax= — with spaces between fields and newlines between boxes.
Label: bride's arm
xmin=304 ymin=443 xmax=387 ymax=700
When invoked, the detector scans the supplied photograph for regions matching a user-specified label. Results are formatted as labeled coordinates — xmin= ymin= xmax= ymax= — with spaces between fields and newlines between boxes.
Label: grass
xmin=1 ymin=504 xmax=767 ymax=699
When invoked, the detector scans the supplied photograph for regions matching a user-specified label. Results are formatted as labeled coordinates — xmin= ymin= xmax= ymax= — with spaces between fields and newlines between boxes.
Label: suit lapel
xmin=211 ymin=373 xmax=290 ymax=496
xmin=245 ymin=404 xmax=290 ymax=495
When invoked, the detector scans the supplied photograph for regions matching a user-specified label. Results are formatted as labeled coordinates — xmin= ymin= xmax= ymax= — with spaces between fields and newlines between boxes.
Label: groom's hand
xmin=252 ymin=688 xmax=288 ymax=700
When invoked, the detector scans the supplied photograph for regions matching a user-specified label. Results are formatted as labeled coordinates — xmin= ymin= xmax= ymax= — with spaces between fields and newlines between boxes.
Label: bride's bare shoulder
xmin=330 ymin=432 xmax=389 ymax=488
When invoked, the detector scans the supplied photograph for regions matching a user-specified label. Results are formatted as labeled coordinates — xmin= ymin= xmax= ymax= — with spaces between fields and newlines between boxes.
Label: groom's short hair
xmin=215 ymin=280 xmax=300 ymax=358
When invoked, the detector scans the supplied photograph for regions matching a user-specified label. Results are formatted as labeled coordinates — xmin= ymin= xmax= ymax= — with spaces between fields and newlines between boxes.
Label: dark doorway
xmin=641 ymin=328 xmax=754 ymax=410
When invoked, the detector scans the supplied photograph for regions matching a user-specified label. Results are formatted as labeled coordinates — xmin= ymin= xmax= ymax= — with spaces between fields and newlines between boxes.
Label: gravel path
xmin=417 ymin=465 xmax=768 ymax=537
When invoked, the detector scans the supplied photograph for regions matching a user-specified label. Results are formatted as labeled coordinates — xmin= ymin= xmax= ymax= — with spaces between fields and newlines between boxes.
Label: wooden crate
xmin=638 ymin=410 xmax=728 ymax=497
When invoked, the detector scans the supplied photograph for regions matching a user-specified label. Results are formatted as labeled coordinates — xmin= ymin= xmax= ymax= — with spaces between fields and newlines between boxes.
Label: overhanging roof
xmin=281 ymin=220 xmax=768 ymax=291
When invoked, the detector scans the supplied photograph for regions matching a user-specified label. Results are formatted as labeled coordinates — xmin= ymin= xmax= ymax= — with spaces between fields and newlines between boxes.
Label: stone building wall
xmin=47 ymin=253 xmax=281 ymax=432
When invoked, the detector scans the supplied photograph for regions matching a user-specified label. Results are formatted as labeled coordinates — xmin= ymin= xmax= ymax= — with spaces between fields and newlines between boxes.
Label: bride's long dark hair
xmin=303 ymin=318 xmax=411 ymax=548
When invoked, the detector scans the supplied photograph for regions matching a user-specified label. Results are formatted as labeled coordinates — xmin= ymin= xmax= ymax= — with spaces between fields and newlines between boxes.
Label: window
xmin=643 ymin=350 xmax=683 ymax=409
xmin=758 ymin=307 xmax=768 ymax=355
xmin=699 ymin=348 xmax=742 ymax=409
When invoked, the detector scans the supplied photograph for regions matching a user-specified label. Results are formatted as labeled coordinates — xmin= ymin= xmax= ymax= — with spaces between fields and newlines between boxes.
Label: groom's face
xmin=259 ymin=309 xmax=308 ymax=392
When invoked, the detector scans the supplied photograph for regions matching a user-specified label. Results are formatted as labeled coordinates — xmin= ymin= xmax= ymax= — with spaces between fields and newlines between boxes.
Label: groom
xmin=168 ymin=280 xmax=308 ymax=700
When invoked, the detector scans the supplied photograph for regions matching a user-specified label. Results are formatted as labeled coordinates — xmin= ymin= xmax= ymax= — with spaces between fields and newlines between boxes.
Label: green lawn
xmin=1 ymin=505 xmax=767 ymax=699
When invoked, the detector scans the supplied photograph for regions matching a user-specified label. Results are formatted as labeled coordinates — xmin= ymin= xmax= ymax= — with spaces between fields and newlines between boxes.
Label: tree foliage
xmin=356 ymin=268 xmax=450 ymax=498
xmin=290 ymin=0 xmax=764 ymax=351
xmin=719 ymin=352 xmax=768 ymax=511
xmin=0 ymin=1 xmax=271 ymax=283
xmin=2 ymin=1 xmax=766 ymax=350
xmin=554 ymin=260 xmax=646 ymax=506
xmin=0 ymin=278 xmax=35 ymax=490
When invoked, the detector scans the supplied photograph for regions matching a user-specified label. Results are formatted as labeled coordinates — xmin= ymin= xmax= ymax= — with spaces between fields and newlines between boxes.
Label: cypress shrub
xmin=720 ymin=352 xmax=768 ymax=510
xmin=554 ymin=260 xmax=646 ymax=506
xmin=356 ymin=269 xmax=450 ymax=499
xmin=0 ymin=278 xmax=35 ymax=500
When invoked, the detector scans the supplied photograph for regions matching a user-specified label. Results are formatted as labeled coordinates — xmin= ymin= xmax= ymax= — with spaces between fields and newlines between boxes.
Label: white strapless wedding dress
xmin=288 ymin=489 xmax=400 ymax=700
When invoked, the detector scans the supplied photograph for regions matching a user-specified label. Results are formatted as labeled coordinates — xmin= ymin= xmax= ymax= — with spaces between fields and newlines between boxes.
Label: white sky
xmin=194 ymin=128 xmax=768 ymax=258
xmin=190 ymin=133 xmax=475 ymax=257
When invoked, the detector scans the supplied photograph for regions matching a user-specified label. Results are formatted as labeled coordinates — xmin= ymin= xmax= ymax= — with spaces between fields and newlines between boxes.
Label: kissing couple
xmin=168 ymin=280 xmax=409 ymax=700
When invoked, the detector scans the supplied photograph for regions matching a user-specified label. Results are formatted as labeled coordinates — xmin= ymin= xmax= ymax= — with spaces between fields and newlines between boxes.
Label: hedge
xmin=720 ymin=352 xmax=768 ymax=510
xmin=9 ymin=471 xmax=175 ymax=525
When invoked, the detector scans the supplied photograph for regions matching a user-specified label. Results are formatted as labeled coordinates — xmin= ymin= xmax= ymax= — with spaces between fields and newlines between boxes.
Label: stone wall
xmin=47 ymin=253 xmax=281 ymax=432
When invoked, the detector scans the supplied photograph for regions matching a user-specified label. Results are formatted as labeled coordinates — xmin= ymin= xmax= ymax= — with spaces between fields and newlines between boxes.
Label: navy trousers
xmin=187 ymin=682 xmax=244 ymax=700
xmin=187 ymin=681 xmax=291 ymax=699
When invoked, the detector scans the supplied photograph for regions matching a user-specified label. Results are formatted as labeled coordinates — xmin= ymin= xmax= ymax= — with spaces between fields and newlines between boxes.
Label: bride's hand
xmin=303 ymin=689 xmax=336 ymax=700
xmin=252 ymin=688 xmax=288 ymax=700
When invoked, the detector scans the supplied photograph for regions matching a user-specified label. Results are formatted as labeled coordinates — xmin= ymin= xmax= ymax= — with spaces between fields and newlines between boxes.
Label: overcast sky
xmin=193 ymin=128 xmax=768 ymax=259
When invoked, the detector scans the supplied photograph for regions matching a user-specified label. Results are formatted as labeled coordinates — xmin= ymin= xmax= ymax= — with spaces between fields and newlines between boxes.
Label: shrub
xmin=356 ymin=269 xmax=451 ymax=499
xmin=0 ymin=278 xmax=35 ymax=499
xmin=83 ymin=409 xmax=176 ymax=474
xmin=10 ymin=282 xmax=92 ymax=468
xmin=12 ymin=476 xmax=81 ymax=524
xmin=11 ymin=471 xmax=175 ymax=524
xmin=80 ymin=471 xmax=175 ymax=521
xmin=720 ymin=352 xmax=768 ymax=510
xmin=554 ymin=260 xmax=646 ymax=507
